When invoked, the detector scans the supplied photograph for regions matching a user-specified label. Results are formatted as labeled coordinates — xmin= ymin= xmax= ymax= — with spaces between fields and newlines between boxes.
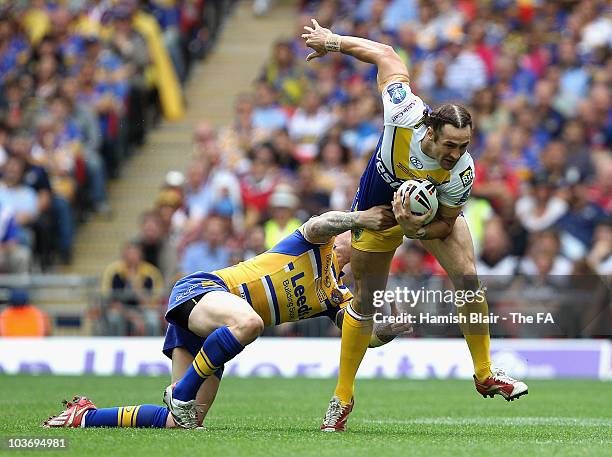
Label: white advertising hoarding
xmin=0 ymin=337 xmax=609 ymax=380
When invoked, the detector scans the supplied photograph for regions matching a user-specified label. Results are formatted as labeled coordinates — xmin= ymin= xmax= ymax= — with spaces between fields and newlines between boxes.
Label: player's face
xmin=430 ymin=124 xmax=472 ymax=170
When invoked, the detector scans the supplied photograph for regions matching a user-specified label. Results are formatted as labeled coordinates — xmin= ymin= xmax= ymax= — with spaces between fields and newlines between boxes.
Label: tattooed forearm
xmin=304 ymin=211 xmax=360 ymax=243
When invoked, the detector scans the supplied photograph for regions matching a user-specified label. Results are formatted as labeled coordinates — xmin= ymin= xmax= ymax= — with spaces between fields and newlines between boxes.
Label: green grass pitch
xmin=1 ymin=376 xmax=611 ymax=456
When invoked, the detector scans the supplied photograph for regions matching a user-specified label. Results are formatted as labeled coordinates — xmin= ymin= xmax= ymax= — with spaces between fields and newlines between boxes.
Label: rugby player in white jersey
xmin=302 ymin=19 xmax=528 ymax=432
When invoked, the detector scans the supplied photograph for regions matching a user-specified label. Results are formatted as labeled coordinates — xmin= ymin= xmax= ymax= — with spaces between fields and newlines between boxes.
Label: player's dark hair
xmin=425 ymin=104 xmax=472 ymax=140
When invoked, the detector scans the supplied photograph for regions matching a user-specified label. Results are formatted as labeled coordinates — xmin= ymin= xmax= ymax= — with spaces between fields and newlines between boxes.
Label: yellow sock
xmin=465 ymin=334 xmax=491 ymax=381
xmin=334 ymin=305 xmax=373 ymax=404
xmin=458 ymin=293 xmax=492 ymax=382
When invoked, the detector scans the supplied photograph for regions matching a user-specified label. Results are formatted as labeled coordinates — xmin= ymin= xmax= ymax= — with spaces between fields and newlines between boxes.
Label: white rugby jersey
xmin=376 ymin=81 xmax=475 ymax=208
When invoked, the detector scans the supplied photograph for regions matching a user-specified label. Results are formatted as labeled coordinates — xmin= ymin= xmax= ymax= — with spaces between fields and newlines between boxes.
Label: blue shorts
xmin=162 ymin=272 xmax=230 ymax=379
xmin=165 ymin=272 xmax=229 ymax=322
xmin=350 ymin=147 xmax=395 ymax=213
xmin=163 ymin=323 xmax=205 ymax=359
xmin=162 ymin=324 xmax=225 ymax=379
xmin=351 ymin=149 xmax=404 ymax=252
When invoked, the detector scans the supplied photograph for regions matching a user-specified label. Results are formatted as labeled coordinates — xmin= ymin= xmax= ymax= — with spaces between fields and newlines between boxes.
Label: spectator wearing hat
xmin=0 ymin=289 xmax=49 ymax=336
xmin=264 ymin=185 xmax=301 ymax=250
xmin=155 ymin=183 xmax=186 ymax=241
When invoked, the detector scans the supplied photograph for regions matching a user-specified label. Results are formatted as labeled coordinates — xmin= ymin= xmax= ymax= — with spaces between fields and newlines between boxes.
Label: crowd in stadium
xmin=1 ymin=1 xmax=610 ymax=338
xmin=94 ymin=0 xmax=610 ymax=338
xmin=0 ymin=0 xmax=225 ymax=271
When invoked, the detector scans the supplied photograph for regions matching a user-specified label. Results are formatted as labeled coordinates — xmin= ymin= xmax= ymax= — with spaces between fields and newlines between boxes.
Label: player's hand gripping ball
xmin=397 ymin=179 xmax=438 ymax=225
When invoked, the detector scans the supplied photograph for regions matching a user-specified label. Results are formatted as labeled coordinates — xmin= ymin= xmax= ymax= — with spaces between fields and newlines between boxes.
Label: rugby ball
xmin=398 ymin=179 xmax=438 ymax=225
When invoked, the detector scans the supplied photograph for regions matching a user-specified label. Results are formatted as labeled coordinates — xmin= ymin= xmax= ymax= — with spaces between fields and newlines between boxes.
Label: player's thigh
xmin=420 ymin=217 xmax=478 ymax=289
xmin=188 ymin=291 xmax=264 ymax=342
xmin=350 ymin=247 xmax=395 ymax=314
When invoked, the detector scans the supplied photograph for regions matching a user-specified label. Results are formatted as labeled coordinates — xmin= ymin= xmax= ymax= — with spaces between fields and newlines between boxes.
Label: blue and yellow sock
xmin=82 ymin=405 xmax=169 ymax=428
xmin=173 ymin=326 xmax=243 ymax=401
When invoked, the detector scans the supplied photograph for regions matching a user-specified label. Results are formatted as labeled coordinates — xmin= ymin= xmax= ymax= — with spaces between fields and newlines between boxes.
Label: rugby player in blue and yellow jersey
xmin=302 ymin=19 xmax=528 ymax=432
xmin=44 ymin=205 xmax=409 ymax=429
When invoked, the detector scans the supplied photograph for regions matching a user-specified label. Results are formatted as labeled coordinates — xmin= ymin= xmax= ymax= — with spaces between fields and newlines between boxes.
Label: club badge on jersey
xmin=387 ymin=83 xmax=407 ymax=104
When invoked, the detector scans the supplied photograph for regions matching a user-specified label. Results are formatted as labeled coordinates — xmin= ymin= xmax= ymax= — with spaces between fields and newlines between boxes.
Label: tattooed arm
xmin=302 ymin=206 xmax=397 ymax=244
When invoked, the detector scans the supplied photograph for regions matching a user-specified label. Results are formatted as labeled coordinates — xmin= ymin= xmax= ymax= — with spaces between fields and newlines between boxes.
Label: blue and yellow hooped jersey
xmin=214 ymin=229 xmax=352 ymax=326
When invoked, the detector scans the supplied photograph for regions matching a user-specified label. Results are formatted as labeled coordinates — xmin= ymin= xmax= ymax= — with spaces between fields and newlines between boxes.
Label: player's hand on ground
xmin=357 ymin=205 xmax=397 ymax=231
xmin=301 ymin=19 xmax=331 ymax=61
xmin=392 ymin=191 xmax=432 ymax=238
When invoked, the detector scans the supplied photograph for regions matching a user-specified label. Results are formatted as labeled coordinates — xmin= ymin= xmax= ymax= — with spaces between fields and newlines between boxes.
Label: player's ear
xmin=426 ymin=126 xmax=434 ymax=141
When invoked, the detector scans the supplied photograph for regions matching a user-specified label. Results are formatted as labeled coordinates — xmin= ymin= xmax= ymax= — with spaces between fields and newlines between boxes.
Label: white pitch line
xmin=363 ymin=417 xmax=612 ymax=427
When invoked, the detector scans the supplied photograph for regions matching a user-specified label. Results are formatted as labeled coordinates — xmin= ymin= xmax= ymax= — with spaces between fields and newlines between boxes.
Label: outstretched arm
xmin=302 ymin=205 xmax=396 ymax=245
xmin=302 ymin=19 xmax=409 ymax=91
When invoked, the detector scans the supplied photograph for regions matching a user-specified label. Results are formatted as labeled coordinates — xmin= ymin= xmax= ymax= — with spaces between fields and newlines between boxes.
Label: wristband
xmin=324 ymin=34 xmax=342 ymax=52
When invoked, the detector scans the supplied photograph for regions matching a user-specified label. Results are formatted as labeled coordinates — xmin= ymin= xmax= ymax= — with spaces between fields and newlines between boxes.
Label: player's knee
xmin=450 ymin=263 xmax=479 ymax=291
xmin=232 ymin=312 xmax=264 ymax=343
xmin=351 ymin=297 xmax=372 ymax=316
xmin=460 ymin=263 xmax=477 ymax=278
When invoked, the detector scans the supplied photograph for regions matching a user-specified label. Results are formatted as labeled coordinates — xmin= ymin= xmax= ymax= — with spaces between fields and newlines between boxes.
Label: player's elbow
xmin=440 ymin=224 xmax=454 ymax=240
xmin=303 ymin=217 xmax=329 ymax=244
xmin=378 ymin=44 xmax=397 ymax=61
